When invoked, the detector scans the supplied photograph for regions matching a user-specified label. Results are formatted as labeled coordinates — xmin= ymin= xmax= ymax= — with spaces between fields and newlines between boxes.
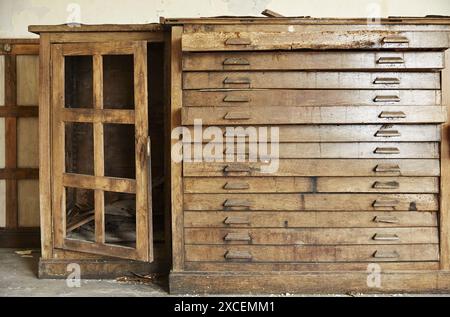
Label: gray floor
xmin=0 ymin=248 xmax=168 ymax=297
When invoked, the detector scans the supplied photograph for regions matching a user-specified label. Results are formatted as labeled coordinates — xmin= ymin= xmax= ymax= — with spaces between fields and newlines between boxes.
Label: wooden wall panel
xmin=0 ymin=118 xmax=4 ymax=168
xmin=16 ymin=55 xmax=39 ymax=106
xmin=17 ymin=117 xmax=39 ymax=168
xmin=0 ymin=56 xmax=4 ymax=106
xmin=18 ymin=180 xmax=40 ymax=227
xmin=0 ymin=180 xmax=5 ymax=228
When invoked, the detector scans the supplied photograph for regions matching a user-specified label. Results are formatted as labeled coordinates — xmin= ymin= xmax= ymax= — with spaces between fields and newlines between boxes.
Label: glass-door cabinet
xmin=51 ymin=41 xmax=153 ymax=261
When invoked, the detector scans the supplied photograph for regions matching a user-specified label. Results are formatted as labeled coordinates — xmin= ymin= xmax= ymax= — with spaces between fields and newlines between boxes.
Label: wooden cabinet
xmin=166 ymin=17 xmax=450 ymax=294
xmin=29 ymin=25 xmax=170 ymax=276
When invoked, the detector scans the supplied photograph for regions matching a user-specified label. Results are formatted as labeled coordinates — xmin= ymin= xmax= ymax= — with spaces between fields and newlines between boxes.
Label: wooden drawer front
xmin=195 ymin=142 xmax=439 ymax=159
xmin=184 ymin=177 xmax=439 ymax=194
xmin=184 ymin=211 xmax=438 ymax=228
xmin=181 ymin=106 xmax=447 ymax=125
xmin=183 ymin=51 xmax=445 ymax=71
xmin=187 ymin=125 xmax=442 ymax=142
xmin=183 ymin=193 xmax=438 ymax=211
xmin=183 ymin=72 xmax=440 ymax=89
xmin=185 ymin=261 xmax=440 ymax=272
xmin=182 ymin=29 xmax=450 ymax=51
xmin=185 ymin=245 xmax=439 ymax=262
xmin=183 ymin=89 xmax=441 ymax=107
xmin=185 ymin=228 xmax=438 ymax=245
xmin=184 ymin=159 xmax=440 ymax=177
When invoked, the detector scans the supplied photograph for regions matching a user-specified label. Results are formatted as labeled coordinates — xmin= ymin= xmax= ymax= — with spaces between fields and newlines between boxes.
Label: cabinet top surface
xmin=28 ymin=23 xmax=163 ymax=34
xmin=29 ymin=17 xmax=450 ymax=34
xmin=161 ymin=16 xmax=450 ymax=25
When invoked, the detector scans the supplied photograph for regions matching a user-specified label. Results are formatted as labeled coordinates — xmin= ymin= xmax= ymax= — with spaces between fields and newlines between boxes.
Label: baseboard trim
xmin=39 ymin=258 xmax=169 ymax=279
xmin=0 ymin=228 xmax=40 ymax=248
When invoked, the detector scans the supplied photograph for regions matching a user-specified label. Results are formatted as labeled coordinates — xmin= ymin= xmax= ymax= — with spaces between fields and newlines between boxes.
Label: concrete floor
xmin=0 ymin=248 xmax=168 ymax=297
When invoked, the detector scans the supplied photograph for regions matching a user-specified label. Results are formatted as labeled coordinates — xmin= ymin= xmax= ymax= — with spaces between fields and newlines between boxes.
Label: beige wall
xmin=1 ymin=0 xmax=450 ymax=38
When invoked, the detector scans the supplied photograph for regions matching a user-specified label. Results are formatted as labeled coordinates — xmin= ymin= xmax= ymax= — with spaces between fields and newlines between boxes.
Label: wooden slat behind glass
xmin=18 ymin=179 xmax=40 ymax=227
xmin=17 ymin=117 xmax=39 ymax=168
xmin=16 ymin=55 xmax=39 ymax=106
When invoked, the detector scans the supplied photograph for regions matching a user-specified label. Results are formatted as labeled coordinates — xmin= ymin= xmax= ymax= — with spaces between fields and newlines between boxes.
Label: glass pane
xmin=65 ymin=123 xmax=94 ymax=175
xmin=65 ymin=187 xmax=95 ymax=242
xmin=0 ymin=118 xmax=4 ymax=168
xmin=65 ymin=56 xmax=93 ymax=108
xmin=103 ymin=55 xmax=134 ymax=109
xmin=104 ymin=191 xmax=136 ymax=248
xmin=0 ymin=55 xmax=4 ymax=106
xmin=16 ymin=55 xmax=39 ymax=106
xmin=104 ymin=124 xmax=135 ymax=179
xmin=17 ymin=118 xmax=39 ymax=168
xmin=18 ymin=180 xmax=40 ymax=227
xmin=0 ymin=180 xmax=5 ymax=228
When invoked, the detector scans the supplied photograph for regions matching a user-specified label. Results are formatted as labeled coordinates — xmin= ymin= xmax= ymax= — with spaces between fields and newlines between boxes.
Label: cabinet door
xmin=51 ymin=42 xmax=152 ymax=261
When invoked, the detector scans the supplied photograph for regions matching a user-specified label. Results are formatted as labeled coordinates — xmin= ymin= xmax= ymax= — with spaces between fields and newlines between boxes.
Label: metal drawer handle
xmin=373 ymin=77 xmax=401 ymax=85
xmin=382 ymin=36 xmax=409 ymax=44
xmin=374 ymin=95 xmax=401 ymax=103
xmin=373 ymin=250 xmax=400 ymax=259
xmin=374 ymin=147 xmax=400 ymax=154
xmin=224 ymin=232 xmax=252 ymax=242
xmin=224 ymin=164 xmax=254 ymax=173
xmin=224 ymin=250 xmax=253 ymax=260
xmin=223 ymin=199 xmax=252 ymax=208
xmin=224 ymin=112 xmax=251 ymax=120
xmin=377 ymin=57 xmax=405 ymax=64
xmin=373 ymin=199 xmax=399 ymax=208
xmin=223 ymin=77 xmax=251 ymax=85
xmin=223 ymin=57 xmax=250 ymax=66
xmin=375 ymin=129 xmax=401 ymax=137
xmin=379 ymin=111 xmax=406 ymax=119
xmin=373 ymin=233 xmax=400 ymax=241
xmin=223 ymin=95 xmax=250 ymax=103
xmin=223 ymin=182 xmax=250 ymax=190
xmin=375 ymin=164 xmax=401 ymax=174
xmin=224 ymin=216 xmax=250 ymax=225
xmin=373 ymin=215 xmax=400 ymax=224
xmin=372 ymin=181 xmax=400 ymax=189
xmin=225 ymin=38 xmax=252 ymax=46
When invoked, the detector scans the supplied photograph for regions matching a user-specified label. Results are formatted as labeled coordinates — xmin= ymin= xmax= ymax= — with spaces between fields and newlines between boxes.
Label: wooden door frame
xmin=50 ymin=41 xmax=152 ymax=261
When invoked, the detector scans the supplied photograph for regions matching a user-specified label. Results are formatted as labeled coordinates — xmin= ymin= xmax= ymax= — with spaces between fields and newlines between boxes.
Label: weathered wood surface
xmin=183 ymin=72 xmax=440 ymax=89
xmin=184 ymin=227 xmax=438 ymax=245
xmin=183 ymin=261 xmax=440 ymax=272
xmin=181 ymin=30 xmax=450 ymax=51
xmin=183 ymin=51 xmax=445 ymax=70
xmin=181 ymin=106 xmax=447 ymax=125
xmin=183 ymin=89 xmax=441 ymax=107
xmin=184 ymin=177 xmax=439 ymax=193
xmin=186 ymin=125 xmax=442 ymax=142
xmin=187 ymin=142 xmax=439 ymax=159
xmin=169 ymin=270 xmax=450 ymax=294
xmin=184 ymin=211 xmax=438 ymax=228
xmin=183 ymin=193 xmax=438 ymax=211
xmin=184 ymin=244 xmax=439 ymax=262
xmin=184 ymin=159 xmax=440 ymax=177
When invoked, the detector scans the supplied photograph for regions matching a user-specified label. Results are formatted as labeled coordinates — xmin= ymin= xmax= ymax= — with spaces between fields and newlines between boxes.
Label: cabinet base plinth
xmin=169 ymin=270 xmax=450 ymax=295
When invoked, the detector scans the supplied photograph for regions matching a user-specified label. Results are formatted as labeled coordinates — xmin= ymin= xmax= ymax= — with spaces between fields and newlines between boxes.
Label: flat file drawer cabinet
xmin=166 ymin=17 xmax=450 ymax=294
